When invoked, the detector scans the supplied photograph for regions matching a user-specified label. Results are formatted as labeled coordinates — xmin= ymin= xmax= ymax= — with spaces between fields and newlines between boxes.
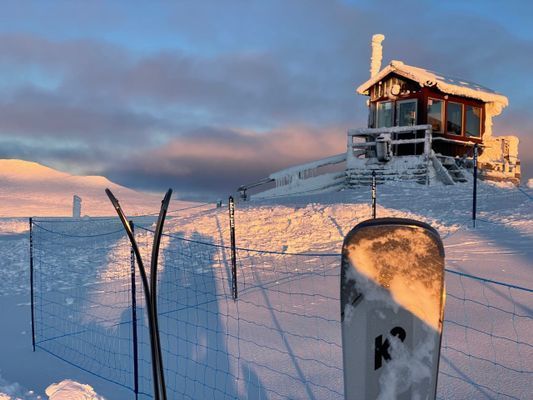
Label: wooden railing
xmin=347 ymin=124 xmax=433 ymax=161
xmin=237 ymin=153 xmax=347 ymax=200
xmin=237 ymin=177 xmax=275 ymax=200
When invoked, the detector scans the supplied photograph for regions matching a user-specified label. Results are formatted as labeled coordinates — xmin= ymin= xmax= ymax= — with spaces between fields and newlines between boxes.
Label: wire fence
xmin=31 ymin=206 xmax=532 ymax=399
xmin=31 ymin=219 xmax=135 ymax=391
xmin=438 ymin=270 xmax=532 ymax=400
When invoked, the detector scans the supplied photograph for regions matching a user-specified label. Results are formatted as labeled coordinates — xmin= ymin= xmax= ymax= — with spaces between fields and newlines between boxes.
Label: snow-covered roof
xmin=357 ymin=60 xmax=508 ymax=108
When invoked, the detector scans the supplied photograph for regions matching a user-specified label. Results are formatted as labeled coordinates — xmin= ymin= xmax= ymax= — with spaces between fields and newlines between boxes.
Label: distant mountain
xmin=0 ymin=159 xmax=179 ymax=217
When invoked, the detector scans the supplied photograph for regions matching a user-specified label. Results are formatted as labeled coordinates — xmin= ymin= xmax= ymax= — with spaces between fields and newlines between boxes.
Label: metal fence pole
xmin=129 ymin=221 xmax=139 ymax=399
xmin=473 ymin=144 xmax=478 ymax=228
xmin=29 ymin=217 xmax=36 ymax=352
xmin=371 ymin=171 xmax=377 ymax=219
xmin=228 ymin=196 xmax=238 ymax=300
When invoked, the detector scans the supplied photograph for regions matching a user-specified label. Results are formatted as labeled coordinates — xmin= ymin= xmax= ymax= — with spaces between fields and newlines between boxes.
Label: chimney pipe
xmin=370 ymin=34 xmax=385 ymax=78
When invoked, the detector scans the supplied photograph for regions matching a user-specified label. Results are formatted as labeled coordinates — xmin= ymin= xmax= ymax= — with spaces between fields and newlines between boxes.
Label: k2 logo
xmin=374 ymin=326 xmax=406 ymax=370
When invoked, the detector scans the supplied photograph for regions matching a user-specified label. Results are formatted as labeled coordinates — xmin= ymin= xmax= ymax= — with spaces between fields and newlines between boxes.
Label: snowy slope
xmin=0 ymin=159 xmax=176 ymax=217
xmin=0 ymin=180 xmax=531 ymax=399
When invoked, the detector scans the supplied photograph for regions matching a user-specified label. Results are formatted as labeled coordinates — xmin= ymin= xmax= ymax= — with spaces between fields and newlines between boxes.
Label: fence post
xmin=228 ymin=196 xmax=238 ymax=300
xmin=424 ymin=127 xmax=432 ymax=186
xmin=129 ymin=221 xmax=139 ymax=400
xmin=29 ymin=217 xmax=36 ymax=352
xmin=371 ymin=171 xmax=377 ymax=219
xmin=473 ymin=144 xmax=478 ymax=228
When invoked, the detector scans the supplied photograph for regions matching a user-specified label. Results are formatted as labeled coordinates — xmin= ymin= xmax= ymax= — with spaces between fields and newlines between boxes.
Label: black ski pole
xmin=30 ymin=217 xmax=36 ymax=352
xmin=371 ymin=171 xmax=377 ymax=219
xmin=129 ymin=221 xmax=139 ymax=400
xmin=473 ymin=144 xmax=478 ymax=228
xmin=229 ymin=196 xmax=237 ymax=300
xmin=149 ymin=189 xmax=172 ymax=400
xmin=105 ymin=189 xmax=162 ymax=400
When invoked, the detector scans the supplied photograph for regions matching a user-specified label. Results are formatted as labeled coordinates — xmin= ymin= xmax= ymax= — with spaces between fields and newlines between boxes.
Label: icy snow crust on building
xmin=357 ymin=60 xmax=509 ymax=108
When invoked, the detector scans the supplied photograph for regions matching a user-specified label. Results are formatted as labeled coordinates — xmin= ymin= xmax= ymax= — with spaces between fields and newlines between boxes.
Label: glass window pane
xmin=447 ymin=102 xmax=463 ymax=135
xmin=369 ymin=102 xmax=376 ymax=128
xmin=397 ymin=100 xmax=417 ymax=126
xmin=427 ymin=98 xmax=443 ymax=132
xmin=377 ymin=101 xmax=393 ymax=128
xmin=465 ymin=105 xmax=481 ymax=137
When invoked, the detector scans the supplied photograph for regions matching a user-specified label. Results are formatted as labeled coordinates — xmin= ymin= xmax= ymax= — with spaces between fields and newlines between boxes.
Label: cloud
xmin=0 ymin=32 xmax=362 ymax=128
xmin=0 ymin=0 xmax=532 ymax=194
xmin=0 ymin=87 xmax=175 ymax=144
xmin=0 ymin=135 xmax=110 ymax=174
xmin=108 ymin=125 xmax=347 ymax=196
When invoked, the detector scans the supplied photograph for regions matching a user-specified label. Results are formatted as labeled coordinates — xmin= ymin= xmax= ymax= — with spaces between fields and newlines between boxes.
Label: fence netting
xmin=438 ymin=270 xmax=532 ymax=400
xmin=32 ymin=218 xmax=135 ymax=391
xmin=32 ymin=217 xmax=532 ymax=399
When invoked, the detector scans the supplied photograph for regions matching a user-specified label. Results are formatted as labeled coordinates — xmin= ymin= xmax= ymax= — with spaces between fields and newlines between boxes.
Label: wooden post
xmin=424 ymin=128 xmax=432 ymax=157
xmin=228 ymin=196 xmax=238 ymax=300
xmin=424 ymin=128 xmax=432 ymax=185
xmin=346 ymin=132 xmax=354 ymax=167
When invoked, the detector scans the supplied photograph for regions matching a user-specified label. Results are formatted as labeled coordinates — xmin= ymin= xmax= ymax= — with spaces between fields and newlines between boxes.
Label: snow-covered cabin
xmin=355 ymin=34 xmax=520 ymax=185
xmin=238 ymin=34 xmax=521 ymax=200
xmin=358 ymin=60 xmax=507 ymax=157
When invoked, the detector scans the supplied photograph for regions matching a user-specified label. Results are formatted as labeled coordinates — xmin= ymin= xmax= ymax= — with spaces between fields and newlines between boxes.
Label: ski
xmin=149 ymin=189 xmax=172 ymax=400
xmin=341 ymin=218 xmax=445 ymax=400
xmin=105 ymin=188 xmax=171 ymax=400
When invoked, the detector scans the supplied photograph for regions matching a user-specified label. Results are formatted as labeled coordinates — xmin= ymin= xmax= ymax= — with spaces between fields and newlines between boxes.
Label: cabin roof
xmin=357 ymin=60 xmax=508 ymax=108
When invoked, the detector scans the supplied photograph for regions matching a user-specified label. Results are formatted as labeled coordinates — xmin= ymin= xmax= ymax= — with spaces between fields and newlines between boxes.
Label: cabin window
xmin=465 ymin=105 xmax=482 ymax=138
xmin=376 ymin=101 xmax=393 ymax=128
xmin=396 ymin=99 xmax=417 ymax=126
xmin=368 ymin=102 xmax=376 ymax=128
xmin=427 ymin=98 xmax=444 ymax=132
xmin=446 ymin=101 xmax=463 ymax=135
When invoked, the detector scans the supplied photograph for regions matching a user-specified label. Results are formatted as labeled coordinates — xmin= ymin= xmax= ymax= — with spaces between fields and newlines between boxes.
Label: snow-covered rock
xmin=45 ymin=380 xmax=104 ymax=400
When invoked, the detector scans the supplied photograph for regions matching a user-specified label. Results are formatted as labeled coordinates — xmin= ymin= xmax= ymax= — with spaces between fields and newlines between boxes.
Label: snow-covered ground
xmin=0 ymin=171 xmax=531 ymax=399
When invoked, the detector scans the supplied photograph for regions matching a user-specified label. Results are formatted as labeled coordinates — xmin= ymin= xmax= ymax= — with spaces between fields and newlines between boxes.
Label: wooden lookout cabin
xmin=238 ymin=34 xmax=521 ymax=200
xmin=357 ymin=60 xmax=506 ymax=158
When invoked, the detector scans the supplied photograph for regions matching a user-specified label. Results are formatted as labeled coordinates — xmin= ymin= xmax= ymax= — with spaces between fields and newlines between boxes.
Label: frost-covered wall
xmin=483 ymin=102 xmax=506 ymax=139
xmin=478 ymin=135 xmax=520 ymax=184
xmin=479 ymin=136 xmax=519 ymax=164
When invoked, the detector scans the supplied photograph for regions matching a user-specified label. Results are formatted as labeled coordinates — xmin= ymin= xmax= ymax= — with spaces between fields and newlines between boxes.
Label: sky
xmin=0 ymin=0 xmax=532 ymax=199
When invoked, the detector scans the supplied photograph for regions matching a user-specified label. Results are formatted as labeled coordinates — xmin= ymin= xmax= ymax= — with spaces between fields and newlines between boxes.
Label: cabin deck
xmin=238 ymin=125 xmax=519 ymax=200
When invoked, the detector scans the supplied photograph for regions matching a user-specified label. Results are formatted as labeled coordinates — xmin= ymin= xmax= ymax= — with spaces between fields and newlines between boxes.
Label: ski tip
xmin=344 ymin=217 xmax=445 ymax=258
xmin=161 ymin=188 xmax=173 ymax=207
xmin=104 ymin=188 xmax=120 ymax=208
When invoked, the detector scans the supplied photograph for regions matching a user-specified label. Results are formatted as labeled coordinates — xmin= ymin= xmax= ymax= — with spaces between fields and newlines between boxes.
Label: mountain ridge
xmin=0 ymin=159 xmax=174 ymax=217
